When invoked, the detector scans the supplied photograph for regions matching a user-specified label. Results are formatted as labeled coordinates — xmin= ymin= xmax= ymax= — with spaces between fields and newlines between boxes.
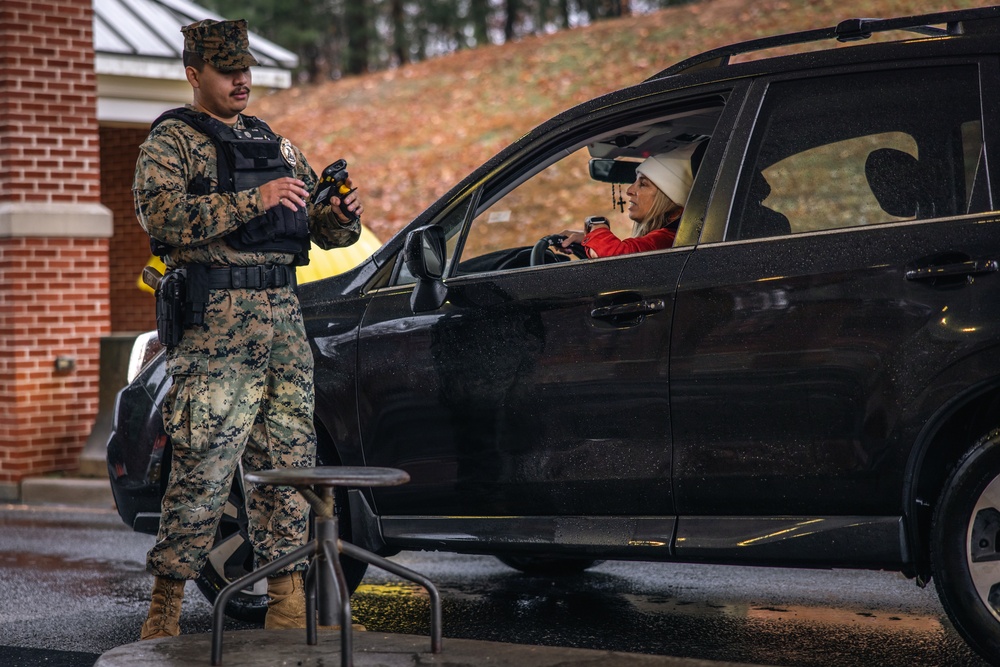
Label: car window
xmin=729 ymin=65 xmax=987 ymax=241
xmin=457 ymin=147 xmax=622 ymax=274
xmin=449 ymin=105 xmax=722 ymax=275
xmin=391 ymin=195 xmax=476 ymax=287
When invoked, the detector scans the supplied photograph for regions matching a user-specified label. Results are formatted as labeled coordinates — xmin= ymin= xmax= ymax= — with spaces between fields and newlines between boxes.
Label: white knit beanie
xmin=635 ymin=143 xmax=699 ymax=206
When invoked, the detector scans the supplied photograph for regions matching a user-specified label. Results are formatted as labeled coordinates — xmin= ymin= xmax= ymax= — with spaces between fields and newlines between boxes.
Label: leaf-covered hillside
xmin=249 ymin=0 xmax=994 ymax=242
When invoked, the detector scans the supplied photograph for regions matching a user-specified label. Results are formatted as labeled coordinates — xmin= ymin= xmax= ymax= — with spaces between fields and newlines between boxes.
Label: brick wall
xmin=0 ymin=238 xmax=109 ymax=476
xmin=102 ymin=126 xmax=157 ymax=333
xmin=0 ymin=1 xmax=102 ymax=204
xmin=0 ymin=0 xmax=111 ymax=491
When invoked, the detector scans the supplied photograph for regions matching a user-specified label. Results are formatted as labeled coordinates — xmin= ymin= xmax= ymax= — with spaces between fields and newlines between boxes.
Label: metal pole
xmin=321 ymin=539 xmax=355 ymax=667
xmin=314 ymin=512 xmax=341 ymax=626
xmin=211 ymin=543 xmax=316 ymax=665
xmin=339 ymin=541 xmax=443 ymax=654
xmin=304 ymin=560 xmax=318 ymax=646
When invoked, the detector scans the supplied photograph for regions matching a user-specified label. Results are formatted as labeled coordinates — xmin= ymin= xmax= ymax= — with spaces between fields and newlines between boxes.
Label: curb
xmin=96 ymin=629 xmax=773 ymax=667
xmin=20 ymin=476 xmax=116 ymax=509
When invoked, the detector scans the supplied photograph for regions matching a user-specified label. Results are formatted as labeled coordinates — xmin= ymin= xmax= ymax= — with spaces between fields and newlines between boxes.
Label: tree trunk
xmin=344 ymin=0 xmax=369 ymax=75
xmin=391 ymin=0 xmax=408 ymax=65
xmin=504 ymin=0 xmax=519 ymax=42
xmin=557 ymin=0 xmax=571 ymax=28
xmin=470 ymin=0 xmax=490 ymax=46
xmin=536 ymin=0 xmax=549 ymax=31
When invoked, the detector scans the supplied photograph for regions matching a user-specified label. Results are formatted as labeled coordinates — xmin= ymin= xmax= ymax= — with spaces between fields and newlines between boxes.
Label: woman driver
xmin=556 ymin=142 xmax=699 ymax=258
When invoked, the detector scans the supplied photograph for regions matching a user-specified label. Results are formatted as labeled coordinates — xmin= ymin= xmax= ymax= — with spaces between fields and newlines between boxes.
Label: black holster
xmin=155 ymin=266 xmax=209 ymax=349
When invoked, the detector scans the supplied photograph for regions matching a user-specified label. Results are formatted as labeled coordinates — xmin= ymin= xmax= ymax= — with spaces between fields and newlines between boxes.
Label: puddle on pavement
xmin=620 ymin=592 xmax=943 ymax=632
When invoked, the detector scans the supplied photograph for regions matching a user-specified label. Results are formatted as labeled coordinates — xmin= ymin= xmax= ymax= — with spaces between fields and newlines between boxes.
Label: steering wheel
xmin=529 ymin=234 xmax=587 ymax=266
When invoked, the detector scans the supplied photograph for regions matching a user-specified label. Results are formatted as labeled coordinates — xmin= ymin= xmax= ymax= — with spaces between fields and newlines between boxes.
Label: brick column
xmin=0 ymin=0 xmax=112 ymax=499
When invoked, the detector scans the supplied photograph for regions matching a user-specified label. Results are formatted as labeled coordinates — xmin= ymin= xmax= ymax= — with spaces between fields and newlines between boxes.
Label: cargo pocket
xmin=163 ymin=354 xmax=211 ymax=454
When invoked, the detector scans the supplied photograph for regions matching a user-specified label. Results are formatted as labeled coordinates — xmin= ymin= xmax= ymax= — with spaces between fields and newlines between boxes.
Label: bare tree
xmin=344 ymin=0 xmax=371 ymax=74
xmin=504 ymin=0 xmax=520 ymax=41
xmin=469 ymin=0 xmax=491 ymax=46
xmin=390 ymin=0 xmax=409 ymax=64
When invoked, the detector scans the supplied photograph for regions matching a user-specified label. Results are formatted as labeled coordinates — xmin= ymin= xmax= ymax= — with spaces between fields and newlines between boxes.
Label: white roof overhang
xmin=94 ymin=0 xmax=298 ymax=125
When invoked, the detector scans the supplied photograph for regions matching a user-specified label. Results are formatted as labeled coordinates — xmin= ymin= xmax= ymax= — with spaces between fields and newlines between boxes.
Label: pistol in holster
xmin=155 ymin=266 xmax=209 ymax=349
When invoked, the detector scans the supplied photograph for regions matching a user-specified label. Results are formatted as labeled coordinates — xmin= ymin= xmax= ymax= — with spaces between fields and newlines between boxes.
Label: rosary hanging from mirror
xmin=612 ymin=183 xmax=627 ymax=213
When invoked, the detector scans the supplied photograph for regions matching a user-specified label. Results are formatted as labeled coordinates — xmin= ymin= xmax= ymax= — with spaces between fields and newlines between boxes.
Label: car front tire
xmin=496 ymin=554 xmax=604 ymax=576
xmin=932 ymin=428 xmax=1000 ymax=666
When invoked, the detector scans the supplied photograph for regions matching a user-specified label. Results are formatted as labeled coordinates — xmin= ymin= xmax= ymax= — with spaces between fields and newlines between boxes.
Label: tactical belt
xmin=205 ymin=264 xmax=296 ymax=290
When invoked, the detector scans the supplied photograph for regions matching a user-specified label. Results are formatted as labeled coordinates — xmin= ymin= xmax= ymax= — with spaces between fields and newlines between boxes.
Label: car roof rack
xmin=646 ymin=6 xmax=1000 ymax=81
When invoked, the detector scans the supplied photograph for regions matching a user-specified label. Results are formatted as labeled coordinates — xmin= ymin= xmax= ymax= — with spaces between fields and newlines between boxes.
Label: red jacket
xmin=582 ymin=226 xmax=676 ymax=257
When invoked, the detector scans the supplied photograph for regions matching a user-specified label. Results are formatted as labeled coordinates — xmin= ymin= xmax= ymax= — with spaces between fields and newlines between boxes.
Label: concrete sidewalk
xmin=18 ymin=476 xmax=115 ymax=508
xmin=96 ymin=629 xmax=774 ymax=667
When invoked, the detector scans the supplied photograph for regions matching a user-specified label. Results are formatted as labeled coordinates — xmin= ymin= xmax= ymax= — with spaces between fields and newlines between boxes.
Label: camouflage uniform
xmin=133 ymin=21 xmax=360 ymax=581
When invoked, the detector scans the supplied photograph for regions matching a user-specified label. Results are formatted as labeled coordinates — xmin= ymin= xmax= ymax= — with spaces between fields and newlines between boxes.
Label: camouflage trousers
xmin=147 ymin=284 xmax=316 ymax=581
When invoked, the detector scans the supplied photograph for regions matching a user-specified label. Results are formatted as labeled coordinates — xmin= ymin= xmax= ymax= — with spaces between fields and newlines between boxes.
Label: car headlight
xmin=126 ymin=331 xmax=164 ymax=384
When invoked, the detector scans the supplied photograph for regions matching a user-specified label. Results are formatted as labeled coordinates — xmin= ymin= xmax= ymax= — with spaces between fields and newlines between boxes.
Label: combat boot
xmin=265 ymin=572 xmax=308 ymax=629
xmin=140 ymin=576 xmax=185 ymax=640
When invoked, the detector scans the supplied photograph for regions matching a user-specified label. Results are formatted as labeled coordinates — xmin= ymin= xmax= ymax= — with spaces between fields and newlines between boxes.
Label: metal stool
xmin=210 ymin=466 xmax=442 ymax=666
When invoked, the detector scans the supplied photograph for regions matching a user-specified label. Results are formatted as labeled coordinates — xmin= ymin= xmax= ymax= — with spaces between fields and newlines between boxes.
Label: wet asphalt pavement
xmin=356 ymin=553 xmax=988 ymax=666
xmin=0 ymin=502 xmax=990 ymax=667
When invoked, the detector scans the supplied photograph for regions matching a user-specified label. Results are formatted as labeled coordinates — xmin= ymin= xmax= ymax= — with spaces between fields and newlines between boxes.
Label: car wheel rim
xmin=207 ymin=496 xmax=267 ymax=596
xmin=967 ymin=472 xmax=1000 ymax=622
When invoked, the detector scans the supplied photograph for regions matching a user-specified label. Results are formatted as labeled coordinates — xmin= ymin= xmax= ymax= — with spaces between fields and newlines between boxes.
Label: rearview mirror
xmin=589 ymin=158 xmax=638 ymax=184
xmin=404 ymin=224 xmax=448 ymax=312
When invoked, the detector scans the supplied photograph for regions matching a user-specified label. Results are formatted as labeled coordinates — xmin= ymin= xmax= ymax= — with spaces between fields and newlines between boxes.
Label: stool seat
xmin=244 ymin=466 xmax=410 ymax=489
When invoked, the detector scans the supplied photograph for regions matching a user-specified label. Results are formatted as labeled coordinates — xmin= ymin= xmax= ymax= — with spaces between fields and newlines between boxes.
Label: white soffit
xmin=94 ymin=0 xmax=298 ymax=124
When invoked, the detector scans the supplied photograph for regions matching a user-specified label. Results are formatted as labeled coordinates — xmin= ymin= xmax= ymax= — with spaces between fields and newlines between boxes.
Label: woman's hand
xmin=553 ymin=229 xmax=585 ymax=253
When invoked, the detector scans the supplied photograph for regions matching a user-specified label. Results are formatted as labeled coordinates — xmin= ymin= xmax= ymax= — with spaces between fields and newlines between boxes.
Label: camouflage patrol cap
xmin=181 ymin=19 xmax=259 ymax=71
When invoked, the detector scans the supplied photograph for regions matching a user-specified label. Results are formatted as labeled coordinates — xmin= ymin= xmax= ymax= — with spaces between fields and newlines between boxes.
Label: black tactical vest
xmin=147 ymin=108 xmax=310 ymax=263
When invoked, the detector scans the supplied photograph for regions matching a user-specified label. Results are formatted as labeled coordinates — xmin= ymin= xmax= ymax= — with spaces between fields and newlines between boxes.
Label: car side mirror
xmin=589 ymin=158 xmax=638 ymax=184
xmin=404 ymin=224 xmax=448 ymax=313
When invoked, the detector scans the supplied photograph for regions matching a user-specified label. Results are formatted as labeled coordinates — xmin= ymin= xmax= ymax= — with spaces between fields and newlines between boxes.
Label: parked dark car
xmin=109 ymin=7 xmax=1000 ymax=662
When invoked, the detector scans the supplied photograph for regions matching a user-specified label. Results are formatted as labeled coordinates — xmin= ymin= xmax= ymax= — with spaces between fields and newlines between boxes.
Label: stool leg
xmin=314 ymin=516 xmax=342 ymax=627
xmin=320 ymin=539 xmax=354 ymax=667
xmin=339 ymin=541 xmax=443 ymax=654
xmin=304 ymin=560 xmax=318 ymax=646
xmin=212 ymin=541 xmax=317 ymax=665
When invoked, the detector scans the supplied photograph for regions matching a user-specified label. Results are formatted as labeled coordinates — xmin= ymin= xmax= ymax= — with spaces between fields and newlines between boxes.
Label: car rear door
xmin=670 ymin=61 xmax=1000 ymax=556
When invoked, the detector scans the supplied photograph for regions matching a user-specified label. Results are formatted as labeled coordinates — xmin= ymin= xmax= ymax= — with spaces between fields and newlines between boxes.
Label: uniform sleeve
xmin=133 ymin=122 xmax=264 ymax=248
xmin=298 ymin=149 xmax=362 ymax=251
xmin=582 ymin=226 xmax=676 ymax=257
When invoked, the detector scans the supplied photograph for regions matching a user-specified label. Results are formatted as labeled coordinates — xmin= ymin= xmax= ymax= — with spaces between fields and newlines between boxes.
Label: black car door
xmin=670 ymin=63 xmax=1000 ymax=558
xmin=358 ymin=250 xmax=684 ymax=518
xmin=353 ymin=97 xmax=735 ymax=528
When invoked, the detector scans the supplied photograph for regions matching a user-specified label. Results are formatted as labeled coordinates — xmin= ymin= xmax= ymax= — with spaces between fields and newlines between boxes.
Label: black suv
xmin=109 ymin=7 xmax=1000 ymax=663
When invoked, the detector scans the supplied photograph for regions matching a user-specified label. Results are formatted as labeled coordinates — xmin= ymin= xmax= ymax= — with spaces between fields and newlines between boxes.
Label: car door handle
xmin=590 ymin=298 xmax=666 ymax=320
xmin=905 ymin=259 xmax=998 ymax=281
